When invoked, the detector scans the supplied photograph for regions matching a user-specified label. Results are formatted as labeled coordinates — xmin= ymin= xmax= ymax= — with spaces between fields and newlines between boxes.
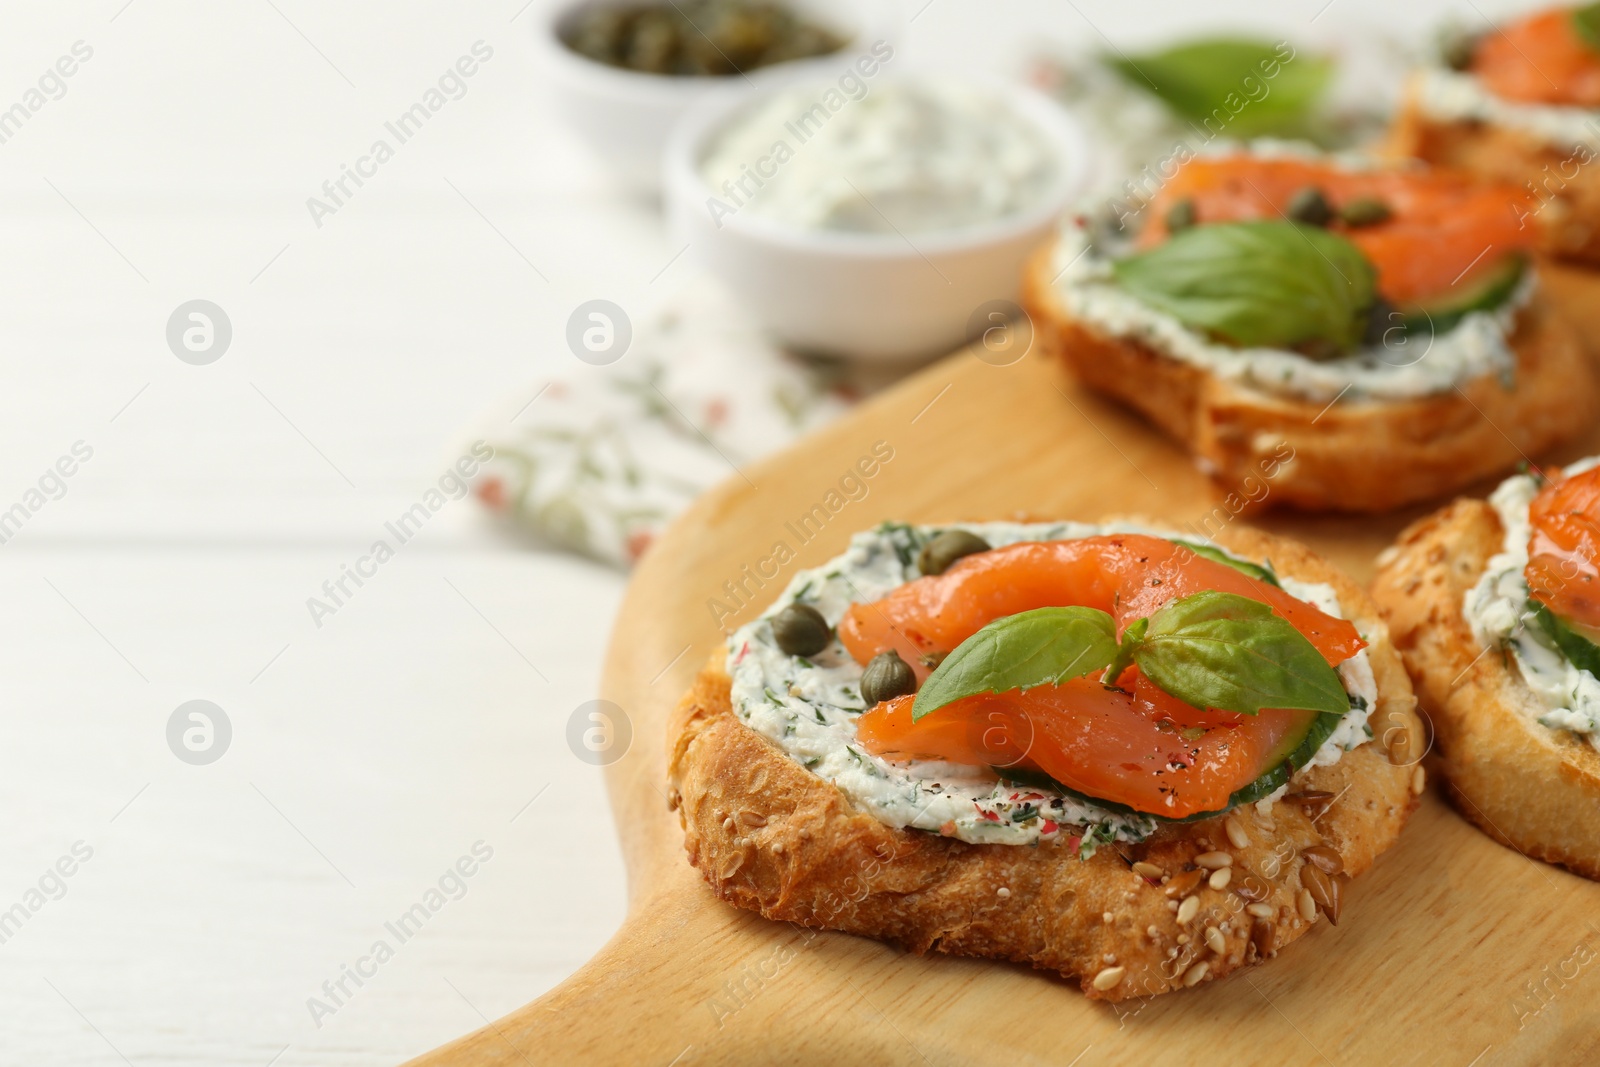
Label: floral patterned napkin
xmin=469 ymin=279 xmax=892 ymax=567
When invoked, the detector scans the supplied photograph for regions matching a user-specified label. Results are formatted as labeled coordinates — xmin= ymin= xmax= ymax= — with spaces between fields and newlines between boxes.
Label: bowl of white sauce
xmin=664 ymin=69 xmax=1094 ymax=360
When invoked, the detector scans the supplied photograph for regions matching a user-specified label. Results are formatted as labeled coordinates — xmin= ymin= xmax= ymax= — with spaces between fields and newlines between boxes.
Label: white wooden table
xmin=0 ymin=0 xmax=1483 ymax=1062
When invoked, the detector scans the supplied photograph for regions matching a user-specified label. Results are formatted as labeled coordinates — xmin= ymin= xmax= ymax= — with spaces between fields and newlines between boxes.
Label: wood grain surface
xmin=408 ymin=266 xmax=1600 ymax=1067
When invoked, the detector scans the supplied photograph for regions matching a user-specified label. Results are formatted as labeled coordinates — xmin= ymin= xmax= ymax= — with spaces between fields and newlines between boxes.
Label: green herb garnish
xmin=1112 ymin=220 xmax=1377 ymax=354
xmin=1107 ymin=38 xmax=1333 ymax=138
xmin=1134 ymin=591 xmax=1350 ymax=718
xmin=912 ymin=590 xmax=1348 ymax=722
xmin=1575 ymin=3 xmax=1600 ymax=51
xmin=1103 ymin=617 xmax=1148 ymax=687
xmin=910 ymin=606 xmax=1119 ymax=722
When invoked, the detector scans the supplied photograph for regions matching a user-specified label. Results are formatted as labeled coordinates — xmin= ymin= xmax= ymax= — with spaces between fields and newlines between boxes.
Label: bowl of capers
xmin=535 ymin=0 xmax=903 ymax=191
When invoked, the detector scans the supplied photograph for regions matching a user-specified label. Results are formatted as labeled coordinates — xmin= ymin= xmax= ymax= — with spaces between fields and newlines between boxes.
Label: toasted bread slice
xmin=1371 ymin=499 xmax=1600 ymax=880
xmin=1020 ymin=246 xmax=1595 ymax=513
xmin=668 ymin=525 xmax=1422 ymax=1000
xmin=1390 ymin=96 xmax=1600 ymax=265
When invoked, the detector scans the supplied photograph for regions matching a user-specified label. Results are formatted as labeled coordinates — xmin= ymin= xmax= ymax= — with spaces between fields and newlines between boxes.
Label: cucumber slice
xmin=1170 ymin=539 xmax=1280 ymax=587
xmin=1396 ymin=253 xmax=1525 ymax=336
xmin=994 ymin=698 xmax=1351 ymax=824
xmin=1222 ymin=706 xmax=1345 ymax=811
xmin=1528 ymin=599 xmax=1600 ymax=679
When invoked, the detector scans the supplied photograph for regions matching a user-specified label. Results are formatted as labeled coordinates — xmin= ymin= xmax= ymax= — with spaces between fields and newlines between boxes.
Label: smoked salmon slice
xmin=1473 ymin=8 xmax=1600 ymax=108
xmin=857 ymin=676 xmax=1310 ymax=818
xmin=1528 ymin=464 xmax=1600 ymax=627
xmin=839 ymin=534 xmax=1363 ymax=679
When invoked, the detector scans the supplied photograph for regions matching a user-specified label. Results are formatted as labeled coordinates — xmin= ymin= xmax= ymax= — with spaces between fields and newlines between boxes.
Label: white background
xmin=0 ymin=0 xmax=1524 ymax=1063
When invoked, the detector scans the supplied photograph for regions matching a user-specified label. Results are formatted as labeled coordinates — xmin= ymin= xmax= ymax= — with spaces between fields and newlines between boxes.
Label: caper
xmin=1443 ymin=33 xmax=1478 ymax=72
xmin=1340 ymin=196 xmax=1392 ymax=228
xmin=1286 ymin=186 xmax=1334 ymax=227
xmin=771 ymin=603 xmax=831 ymax=657
xmin=1165 ymin=198 xmax=1197 ymax=233
xmin=860 ymin=650 xmax=917 ymax=705
xmin=560 ymin=0 xmax=847 ymax=77
xmin=1362 ymin=297 xmax=1406 ymax=347
xmin=917 ymin=530 xmax=992 ymax=576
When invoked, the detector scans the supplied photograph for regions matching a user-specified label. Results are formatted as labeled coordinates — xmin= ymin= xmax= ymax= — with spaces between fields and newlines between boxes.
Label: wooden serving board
xmin=410 ymin=267 xmax=1600 ymax=1066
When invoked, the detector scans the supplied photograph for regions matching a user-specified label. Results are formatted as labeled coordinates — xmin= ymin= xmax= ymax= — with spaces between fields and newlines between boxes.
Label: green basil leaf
xmin=911 ymin=607 xmax=1118 ymax=722
xmin=1133 ymin=590 xmax=1349 ymax=717
xmin=1112 ymin=220 xmax=1377 ymax=352
xmin=1171 ymin=539 xmax=1280 ymax=587
xmin=1107 ymin=38 xmax=1333 ymax=138
xmin=1575 ymin=4 xmax=1600 ymax=51
xmin=1103 ymin=617 xmax=1148 ymax=685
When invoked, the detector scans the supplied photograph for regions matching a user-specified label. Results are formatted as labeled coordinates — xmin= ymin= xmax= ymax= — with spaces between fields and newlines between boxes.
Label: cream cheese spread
xmin=1464 ymin=457 xmax=1600 ymax=744
xmin=1412 ymin=64 xmax=1600 ymax=152
xmin=725 ymin=520 xmax=1378 ymax=848
xmin=699 ymin=79 xmax=1060 ymax=234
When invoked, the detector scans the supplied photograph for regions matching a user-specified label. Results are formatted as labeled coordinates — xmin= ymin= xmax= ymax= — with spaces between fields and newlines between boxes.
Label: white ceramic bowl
xmin=663 ymin=72 xmax=1095 ymax=361
xmin=533 ymin=0 xmax=902 ymax=192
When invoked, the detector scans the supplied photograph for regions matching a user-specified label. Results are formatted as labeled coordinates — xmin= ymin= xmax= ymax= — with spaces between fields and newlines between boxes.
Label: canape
xmin=670 ymin=520 xmax=1423 ymax=998
xmin=1021 ymin=147 xmax=1595 ymax=511
xmin=1373 ymin=458 xmax=1600 ymax=879
xmin=1393 ymin=5 xmax=1600 ymax=263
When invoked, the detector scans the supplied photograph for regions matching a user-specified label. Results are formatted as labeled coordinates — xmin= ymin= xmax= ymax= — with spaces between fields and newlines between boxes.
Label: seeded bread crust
xmin=1390 ymin=94 xmax=1600 ymax=265
xmin=668 ymin=525 xmax=1422 ymax=1001
xmin=1019 ymin=246 xmax=1596 ymax=514
xmin=1371 ymin=499 xmax=1600 ymax=881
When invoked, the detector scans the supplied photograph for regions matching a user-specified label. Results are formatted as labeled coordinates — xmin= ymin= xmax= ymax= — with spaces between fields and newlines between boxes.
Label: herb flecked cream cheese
xmin=699 ymin=79 xmax=1060 ymax=235
xmin=1412 ymin=64 xmax=1600 ymax=152
xmin=725 ymin=521 xmax=1378 ymax=849
xmin=1465 ymin=457 xmax=1600 ymax=745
